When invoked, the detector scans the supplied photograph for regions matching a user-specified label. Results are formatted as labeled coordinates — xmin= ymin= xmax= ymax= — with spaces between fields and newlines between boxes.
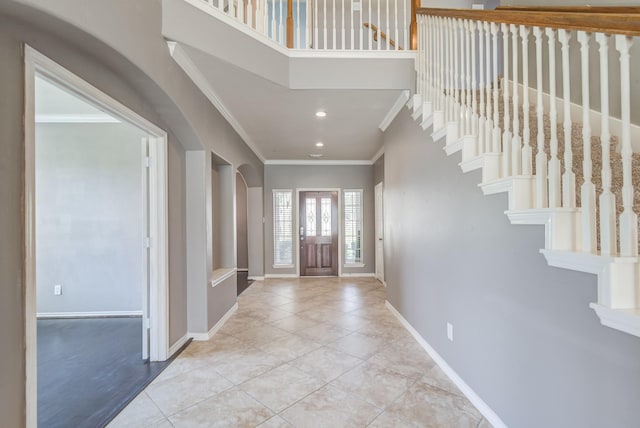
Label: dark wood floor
xmin=38 ymin=317 xmax=173 ymax=428
xmin=237 ymin=271 xmax=254 ymax=296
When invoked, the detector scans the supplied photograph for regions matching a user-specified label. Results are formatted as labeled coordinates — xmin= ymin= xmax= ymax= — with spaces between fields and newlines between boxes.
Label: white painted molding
xmin=248 ymin=276 xmax=265 ymax=281
xmin=379 ymin=90 xmax=410 ymax=132
xmin=264 ymin=273 xmax=299 ymax=278
xmin=371 ymin=146 xmax=385 ymax=164
xmin=264 ymin=159 xmax=374 ymax=166
xmin=590 ymin=304 xmax=640 ymax=337
xmin=479 ymin=177 xmax=512 ymax=196
xmin=168 ymin=334 xmax=190 ymax=357
xmin=190 ymin=302 xmax=238 ymax=341
xmin=168 ymin=41 xmax=266 ymax=162
xmin=385 ymin=300 xmax=507 ymax=428
xmin=36 ymin=311 xmax=143 ymax=318
xmin=210 ymin=267 xmax=236 ymax=287
xmin=540 ymin=249 xmax=638 ymax=275
xmin=444 ymin=137 xmax=464 ymax=156
xmin=35 ymin=113 xmax=119 ymax=123
xmin=340 ymin=272 xmax=375 ymax=277
xmin=459 ymin=156 xmax=483 ymax=173
xmin=505 ymin=209 xmax=552 ymax=225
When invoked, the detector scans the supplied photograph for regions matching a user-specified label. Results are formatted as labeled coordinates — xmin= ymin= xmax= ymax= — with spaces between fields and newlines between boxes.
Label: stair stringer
xmin=407 ymin=94 xmax=640 ymax=338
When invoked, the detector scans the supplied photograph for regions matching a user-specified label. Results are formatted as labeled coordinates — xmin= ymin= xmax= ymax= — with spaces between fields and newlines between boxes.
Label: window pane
xmin=344 ymin=190 xmax=362 ymax=264
xmin=321 ymin=197 xmax=331 ymax=236
xmin=273 ymin=190 xmax=293 ymax=265
xmin=305 ymin=197 xmax=316 ymax=236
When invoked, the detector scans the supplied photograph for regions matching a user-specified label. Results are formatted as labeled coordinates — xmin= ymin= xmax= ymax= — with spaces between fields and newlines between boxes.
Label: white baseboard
xmin=189 ymin=302 xmax=238 ymax=341
xmin=37 ymin=310 xmax=143 ymax=319
xmin=168 ymin=333 xmax=190 ymax=357
xmin=248 ymin=276 xmax=265 ymax=281
xmin=385 ymin=300 xmax=507 ymax=428
xmin=264 ymin=273 xmax=299 ymax=278
xmin=340 ymin=272 xmax=376 ymax=278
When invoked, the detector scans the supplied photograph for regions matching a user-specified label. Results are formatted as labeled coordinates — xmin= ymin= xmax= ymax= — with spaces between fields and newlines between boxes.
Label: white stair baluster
xmin=546 ymin=28 xmax=561 ymax=208
xmin=394 ymin=0 xmax=399 ymax=50
xmin=579 ymin=31 xmax=596 ymax=253
xmin=350 ymin=0 xmax=354 ymax=49
xmin=314 ymin=0 xmax=318 ymax=48
xmin=323 ymin=0 xmax=327 ymax=49
xmin=511 ymin=24 xmax=521 ymax=175
xmin=448 ymin=18 xmax=455 ymax=124
xmin=616 ymin=35 xmax=637 ymax=257
xmin=341 ymin=0 xmax=345 ymax=50
xmin=559 ymin=29 xmax=575 ymax=209
xmin=478 ymin=21 xmax=485 ymax=154
xmin=471 ymin=21 xmax=478 ymax=138
xmin=461 ymin=19 xmax=468 ymax=135
xmin=332 ymin=0 xmax=336 ymax=49
xmin=271 ymin=0 xmax=277 ymax=41
xmin=368 ymin=0 xmax=372 ymax=50
xmin=597 ymin=33 xmax=616 ymax=256
xmin=295 ymin=0 xmax=300 ymax=46
xmin=238 ymin=0 xmax=244 ymax=23
xmin=491 ymin=22 xmax=500 ymax=153
xmin=485 ymin=22 xmax=492 ymax=151
xmin=386 ymin=0 xmax=390 ymax=50
xmin=358 ymin=0 xmax=363 ymax=49
xmin=521 ymin=25 xmax=532 ymax=176
xmin=279 ymin=0 xmax=284 ymax=43
xmin=377 ymin=0 xmax=381 ymax=50
xmin=403 ymin=0 xmax=408 ymax=50
xmin=534 ymin=27 xmax=548 ymax=208
xmin=502 ymin=23 xmax=512 ymax=177
xmin=454 ymin=18 xmax=461 ymax=137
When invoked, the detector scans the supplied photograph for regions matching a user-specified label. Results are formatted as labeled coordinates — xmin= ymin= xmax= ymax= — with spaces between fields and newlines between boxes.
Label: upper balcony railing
xmin=200 ymin=0 xmax=420 ymax=50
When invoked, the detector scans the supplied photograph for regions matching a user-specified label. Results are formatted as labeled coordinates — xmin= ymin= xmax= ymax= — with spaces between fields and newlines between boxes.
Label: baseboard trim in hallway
xmin=385 ymin=300 xmax=507 ymax=428
xmin=189 ymin=302 xmax=238 ymax=341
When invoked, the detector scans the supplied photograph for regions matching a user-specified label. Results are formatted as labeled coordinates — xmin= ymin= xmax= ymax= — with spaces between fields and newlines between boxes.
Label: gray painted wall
xmin=36 ymin=122 xmax=146 ymax=314
xmin=373 ymin=154 xmax=384 ymax=185
xmin=384 ymin=108 xmax=640 ymax=428
xmin=0 ymin=1 xmax=264 ymax=424
xmin=236 ymin=173 xmax=249 ymax=270
xmin=264 ymin=165 xmax=375 ymax=276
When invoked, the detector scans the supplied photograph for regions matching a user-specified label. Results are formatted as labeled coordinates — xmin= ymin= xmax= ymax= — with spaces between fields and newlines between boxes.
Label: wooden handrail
xmin=496 ymin=6 xmax=640 ymax=14
xmin=364 ymin=23 xmax=403 ymax=50
xmin=417 ymin=8 xmax=640 ymax=37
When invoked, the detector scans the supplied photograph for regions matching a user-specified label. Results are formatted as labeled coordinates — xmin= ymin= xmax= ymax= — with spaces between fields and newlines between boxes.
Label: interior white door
xmin=374 ymin=182 xmax=384 ymax=284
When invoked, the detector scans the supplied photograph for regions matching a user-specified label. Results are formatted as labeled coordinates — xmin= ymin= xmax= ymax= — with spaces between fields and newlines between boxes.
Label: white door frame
xmin=24 ymin=46 xmax=170 ymax=428
xmin=374 ymin=182 xmax=385 ymax=285
xmin=295 ymin=188 xmax=342 ymax=277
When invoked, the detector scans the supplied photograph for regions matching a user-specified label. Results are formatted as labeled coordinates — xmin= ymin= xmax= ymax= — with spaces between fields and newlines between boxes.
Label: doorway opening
xmin=299 ymin=191 xmax=339 ymax=276
xmin=25 ymin=47 xmax=169 ymax=427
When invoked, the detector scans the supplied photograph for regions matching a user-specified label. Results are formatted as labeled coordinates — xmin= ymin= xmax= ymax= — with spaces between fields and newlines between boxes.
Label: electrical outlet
xmin=447 ymin=322 xmax=454 ymax=342
xmin=54 ymin=285 xmax=62 ymax=296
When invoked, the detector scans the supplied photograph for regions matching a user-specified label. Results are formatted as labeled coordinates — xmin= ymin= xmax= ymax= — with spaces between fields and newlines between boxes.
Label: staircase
xmin=412 ymin=8 xmax=640 ymax=338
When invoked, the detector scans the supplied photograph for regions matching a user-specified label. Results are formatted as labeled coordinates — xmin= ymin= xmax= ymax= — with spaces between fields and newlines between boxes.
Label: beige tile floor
xmin=109 ymin=277 xmax=491 ymax=428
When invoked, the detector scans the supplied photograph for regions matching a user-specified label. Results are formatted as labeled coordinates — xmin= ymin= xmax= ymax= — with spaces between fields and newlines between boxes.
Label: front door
xmin=300 ymin=191 xmax=338 ymax=276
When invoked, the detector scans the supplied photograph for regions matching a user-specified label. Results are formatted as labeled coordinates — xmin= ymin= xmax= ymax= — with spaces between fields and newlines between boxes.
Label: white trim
xmin=35 ymin=113 xmax=119 ymax=123
xmin=264 ymin=159 xmax=374 ymax=166
xmin=24 ymin=46 xmax=171 ymax=427
xmin=385 ymin=301 xmax=507 ymax=428
xmin=211 ymin=267 xmax=237 ymax=287
xmin=248 ymin=276 xmax=265 ymax=281
xmin=273 ymin=264 xmax=295 ymax=269
xmin=379 ymin=90 xmax=411 ymax=131
xmin=340 ymin=272 xmax=375 ymax=277
xmin=371 ymin=146 xmax=385 ymax=164
xmin=590 ymin=304 xmax=640 ymax=337
xmin=168 ymin=334 xmax=190 ymax=358
xmin=264 ymin=273 xmax=300 ymax=278
xmin=344 ymin=263 xmax=366 ymax=268
xmin=36 ymin=311 xmax=143 ymax=318
xmin=190 ymin=303 xmax=238 ymax=341
xmin=168 ymin=42 xmax=265 ymax=163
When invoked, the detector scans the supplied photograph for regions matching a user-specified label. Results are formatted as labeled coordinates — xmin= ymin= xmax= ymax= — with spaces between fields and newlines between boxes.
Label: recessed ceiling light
xmin=315 ymin=111 xmax=327 ymax=118
xmin=315 ymin=142 xmax=324 ymax=148
xmin=309 ymin=153 xmax=324 ymax=158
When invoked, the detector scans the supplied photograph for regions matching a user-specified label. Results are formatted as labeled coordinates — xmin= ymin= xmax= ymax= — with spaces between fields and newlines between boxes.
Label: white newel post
xmin=546 ymin=27 xmax=561 ymax=208
xmin=597 ymin=33 xmax=617 ymax=256
xmin=616 ymin=35 xmax=638 ymax=257
xmin=578 ymin=31 xmax=597 ymax=253
xmin=534 ymin=27 xmax=548 ymax=208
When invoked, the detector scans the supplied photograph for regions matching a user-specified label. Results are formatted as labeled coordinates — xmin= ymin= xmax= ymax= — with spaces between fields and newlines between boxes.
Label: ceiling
xmin=163 ymin=0 xmax=415 ymax=163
